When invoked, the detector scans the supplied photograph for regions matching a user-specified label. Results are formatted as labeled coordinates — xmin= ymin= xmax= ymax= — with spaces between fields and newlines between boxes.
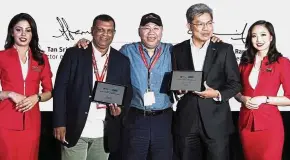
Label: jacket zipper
xmin=23 ymin=59 xmax=29 ymax=96
xmin=24 ymin=58 xmax=30 ymax=96
xmin=24 ymin=81 xmax=26 ymax=96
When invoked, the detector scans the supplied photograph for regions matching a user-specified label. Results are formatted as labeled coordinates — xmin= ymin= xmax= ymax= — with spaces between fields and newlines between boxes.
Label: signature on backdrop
xmin=52 ymin=17 xmax=248 ymax=44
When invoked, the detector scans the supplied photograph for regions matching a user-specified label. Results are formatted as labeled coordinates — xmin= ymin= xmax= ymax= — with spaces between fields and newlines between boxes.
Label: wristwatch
xmin=265 ymin=96 xmax=269 ymax=103
xmin=37 ymin=94 xmax=42 ymax=102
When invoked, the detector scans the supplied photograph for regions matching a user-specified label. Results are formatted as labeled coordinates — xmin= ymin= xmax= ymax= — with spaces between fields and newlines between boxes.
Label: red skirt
xmin=0 ymin=126 xmax=40 ymax=160
xmin=239 ymin=112 xmax=284 ymax=160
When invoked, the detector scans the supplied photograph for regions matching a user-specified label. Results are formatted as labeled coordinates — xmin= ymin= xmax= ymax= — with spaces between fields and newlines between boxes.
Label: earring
xmin=187 ymin=30 xmax=192 ymax=34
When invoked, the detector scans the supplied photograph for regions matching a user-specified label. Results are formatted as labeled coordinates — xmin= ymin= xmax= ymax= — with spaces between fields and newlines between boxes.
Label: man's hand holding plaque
xmin=108 ymin=103 xmax=122 ymax=116
xmin=195 ymin=81 xmax=220 ymax=99
xmin=177 ymin=90 xmax=188 ymax=95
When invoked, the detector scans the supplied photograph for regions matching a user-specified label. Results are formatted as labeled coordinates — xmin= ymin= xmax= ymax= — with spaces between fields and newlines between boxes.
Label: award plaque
xmin=91 ymin=81 xmax=127 ymax=106
xmin=170 ymin=71 xmax=202 ymax=91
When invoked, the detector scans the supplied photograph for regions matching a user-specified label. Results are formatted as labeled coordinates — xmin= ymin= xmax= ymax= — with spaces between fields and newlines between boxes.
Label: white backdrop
xmin=0 ymin=0 xmax=289 ymax=111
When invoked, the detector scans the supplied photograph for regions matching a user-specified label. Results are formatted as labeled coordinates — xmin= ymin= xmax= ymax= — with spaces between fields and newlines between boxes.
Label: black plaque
xmin=170 ymin=71 xmax=202 ymax=91
xmin=91 ymin=81 xmax=127 ymax=106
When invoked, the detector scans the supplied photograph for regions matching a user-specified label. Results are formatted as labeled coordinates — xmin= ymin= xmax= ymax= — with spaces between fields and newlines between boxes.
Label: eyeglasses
xmin=191 ymin=21 xmax=214 ymax=29
xmin=139 ymin=26 xmax=162 ymax=33
xmin=94 ymin=28 xmax=115 ymax=36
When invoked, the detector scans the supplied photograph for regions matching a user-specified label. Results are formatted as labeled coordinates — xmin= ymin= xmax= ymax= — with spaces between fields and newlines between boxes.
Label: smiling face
xmin=12 ymin=20 xmax=32 ymax=48
xmin=91 ymin=20 xmax=115 ymax=51
xmin=188 ymin=12 xmax=213 ymax=44
xmin=251 ymin=24 xmax=273 ymax=53
xmin=139 ymin=22 xmax=163 ymax=49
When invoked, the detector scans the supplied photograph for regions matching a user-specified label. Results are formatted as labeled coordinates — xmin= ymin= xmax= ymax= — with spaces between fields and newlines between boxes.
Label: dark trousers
xmin=108 ymin=149 xmax=121 ymax=160
xmin=123 ymin=107 xmax=173 ymax=160
xmin=173 ymin=111 xmax=229 ymax=160
xmin=108 ymin=122 xmax=128 ymax=160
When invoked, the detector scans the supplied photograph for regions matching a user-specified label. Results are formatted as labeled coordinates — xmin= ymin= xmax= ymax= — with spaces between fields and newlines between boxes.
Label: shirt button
xmin=89 ymin=95 xmax=92 ymax=98
xmin=85 ymin=112 xmax=88 ymax=114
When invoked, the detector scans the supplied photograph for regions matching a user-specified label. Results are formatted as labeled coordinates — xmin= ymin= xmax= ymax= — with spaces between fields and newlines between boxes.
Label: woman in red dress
xmin=0 ymin=13 xmax=53 ymax=160
xmin=236 ymin=20 xmax=290 ymax=160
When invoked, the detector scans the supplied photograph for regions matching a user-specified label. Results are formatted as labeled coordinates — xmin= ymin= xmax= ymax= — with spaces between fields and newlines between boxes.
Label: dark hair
xmin=240 ymin=20 xmax=282 ymax=65
xmin=4 ymin=13 xmax=44 ymax=65
xmin=186 ymin=3 xmax=213 ymax=23
xmin=92 ymin=14 xmax=116 ymax=29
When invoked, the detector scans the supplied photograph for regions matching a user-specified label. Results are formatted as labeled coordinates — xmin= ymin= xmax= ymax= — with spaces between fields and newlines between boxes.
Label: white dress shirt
xmin=190 ymin=38 xmax=210 ymax=71
xmin=190 ymin=38 xmax=221 ymax=101
xmin=80 ymin=44 xmax=111 ymax=138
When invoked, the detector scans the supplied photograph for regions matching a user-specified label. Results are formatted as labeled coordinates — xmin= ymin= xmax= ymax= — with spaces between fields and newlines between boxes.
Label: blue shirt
xmin=120 ymin=42 xmax=172 ymax=110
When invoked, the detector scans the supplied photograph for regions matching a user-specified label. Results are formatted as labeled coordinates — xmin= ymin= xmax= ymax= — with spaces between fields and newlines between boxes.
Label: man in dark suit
xmin=172 ymin=3 xmax=241 ymax=160
xmin=53 ymin=14 xmax=132 ymax=160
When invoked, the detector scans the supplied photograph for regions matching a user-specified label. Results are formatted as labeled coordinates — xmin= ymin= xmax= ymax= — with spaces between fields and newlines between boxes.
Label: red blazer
xmin=0 ymin=47 xmax=53 ymax=130
xmin=239 ymin=57 xmax=290 ymax=131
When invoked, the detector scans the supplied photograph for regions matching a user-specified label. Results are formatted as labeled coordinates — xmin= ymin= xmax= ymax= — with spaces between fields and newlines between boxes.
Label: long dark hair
xmin=4 ymin=13 xmax=44 ymax=65
xmin=240 ymin=20 xmax=282 ymax=65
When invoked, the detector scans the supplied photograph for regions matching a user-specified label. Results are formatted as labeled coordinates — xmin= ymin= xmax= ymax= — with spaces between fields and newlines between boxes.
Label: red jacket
xmin=239 ymin=57 xmax=290 ymax=131
xmin=0 ymin=47 xmax=52 ymax=130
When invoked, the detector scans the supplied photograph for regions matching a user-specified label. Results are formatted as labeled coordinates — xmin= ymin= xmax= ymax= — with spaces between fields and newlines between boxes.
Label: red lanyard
xmin=138 ymin=45 xmax=162 ymax=72
xmin=92 ymin=50 xmax=109 ymax=82
xmin=138 ymin=44 xmax=162 ymax=90
xmin=92 ymin=50 xmax=109 ymax=109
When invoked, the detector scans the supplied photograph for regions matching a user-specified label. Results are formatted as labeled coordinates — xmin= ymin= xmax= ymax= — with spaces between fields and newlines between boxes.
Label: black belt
xmin=131 ymin=107 xmax=172 ymax=116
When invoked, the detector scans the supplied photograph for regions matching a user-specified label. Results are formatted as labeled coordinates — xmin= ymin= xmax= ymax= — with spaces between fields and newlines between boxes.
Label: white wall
xmin=0 ymin=0 xmax=289 ymax=111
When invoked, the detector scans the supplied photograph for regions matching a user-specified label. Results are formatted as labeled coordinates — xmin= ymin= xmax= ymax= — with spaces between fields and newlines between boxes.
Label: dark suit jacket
xmin=172 ymin=40 xmax=241 ymax=138
xmin=53 ymin=43 xmax=132 ymax=153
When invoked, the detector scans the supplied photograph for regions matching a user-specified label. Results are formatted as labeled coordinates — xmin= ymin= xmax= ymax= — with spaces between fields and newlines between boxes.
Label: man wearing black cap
xmin=119 ymin=13 xmax=173 ymax=160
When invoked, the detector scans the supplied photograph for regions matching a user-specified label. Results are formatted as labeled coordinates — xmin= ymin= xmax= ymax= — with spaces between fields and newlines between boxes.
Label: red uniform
xmin=239 ymin=57 xmax=290 ymax=160
xmin=0 ymin=48 xmax=52 ymax=160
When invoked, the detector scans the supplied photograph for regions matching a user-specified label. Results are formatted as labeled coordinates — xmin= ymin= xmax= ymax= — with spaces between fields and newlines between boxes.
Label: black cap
xmin=140 ymin=13 xmax=163 ymax=26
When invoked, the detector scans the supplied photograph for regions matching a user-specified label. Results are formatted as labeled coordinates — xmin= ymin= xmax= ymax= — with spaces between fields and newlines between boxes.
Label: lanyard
xmin=138 ymin=44 xmax=162 ymax=90
xmin=92 ymin=50 xmax=109 ymax=109
xmin=92 ymin=49 xmax=109 ymax=82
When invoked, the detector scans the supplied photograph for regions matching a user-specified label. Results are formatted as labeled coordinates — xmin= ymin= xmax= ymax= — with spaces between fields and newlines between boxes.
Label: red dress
xmin=0 ymin=48 xmax=52 ymax=160
xmin=239 ymin=57 xmax=290 ymax=160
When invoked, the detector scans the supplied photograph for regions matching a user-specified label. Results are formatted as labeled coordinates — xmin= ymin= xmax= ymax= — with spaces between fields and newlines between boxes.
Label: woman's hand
xmin=16 ymin=94 xmax=39 ymax=112
xmin=245 ymin=96 xmax=266 ymax=110
xmin=8 ymin=92 xmax=26 ymax=104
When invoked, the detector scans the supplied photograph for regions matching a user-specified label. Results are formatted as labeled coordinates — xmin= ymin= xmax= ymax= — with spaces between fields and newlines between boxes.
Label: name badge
xmin=144 ymin=91 xmax=155 ymax=106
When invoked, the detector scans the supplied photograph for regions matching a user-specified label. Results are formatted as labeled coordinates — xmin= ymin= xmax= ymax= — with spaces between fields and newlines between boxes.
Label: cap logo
xmin=146 ymin=15 xmax=157 ymax=19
